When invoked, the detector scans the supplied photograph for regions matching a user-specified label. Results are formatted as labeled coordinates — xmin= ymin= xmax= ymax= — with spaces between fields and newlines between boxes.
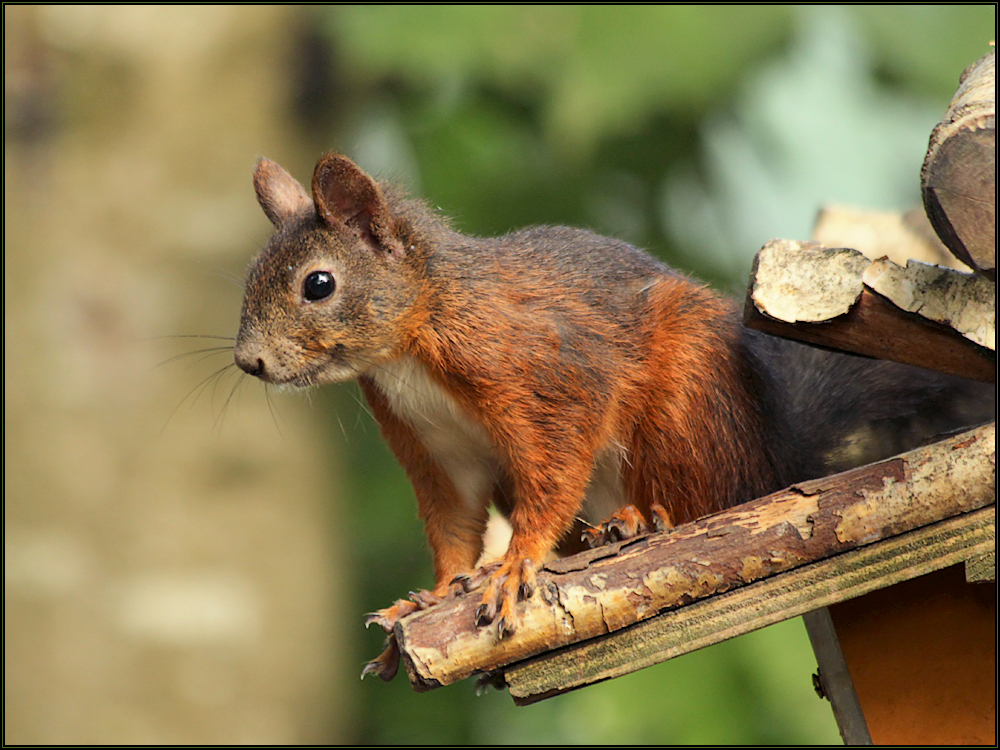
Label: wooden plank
xmin=505 ymin=505 xmax=995 ymax=704
xmin=744 ymin=241 xmax=995 ymax=382
xmin=744 ymin=288 xmax=995 ymax=383
xmin=394 ymin=423 xmax=995 ymax=691
xmin=965 ymin=551 xmax=996 ymax=583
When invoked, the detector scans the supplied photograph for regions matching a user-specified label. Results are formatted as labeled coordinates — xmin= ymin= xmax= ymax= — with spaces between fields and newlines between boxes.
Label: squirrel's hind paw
xmin=365 ymin=588 xmax=444 ymax=633
xmin=361 ymin=636 xmax=401 ymax=681
xmin=362 ymin=589 xmax=450 ymax=680
xmin=582 ymin=503 xmax=673 ymax=548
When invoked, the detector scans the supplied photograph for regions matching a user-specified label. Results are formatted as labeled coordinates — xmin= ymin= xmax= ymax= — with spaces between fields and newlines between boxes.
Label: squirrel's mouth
xmin=235 ymin=337 xmax=362 ymax=388
xmin=285 ymin=348 xmax=366 ymax=387
xmin=290 ymin=363 xmax=360 ymax=387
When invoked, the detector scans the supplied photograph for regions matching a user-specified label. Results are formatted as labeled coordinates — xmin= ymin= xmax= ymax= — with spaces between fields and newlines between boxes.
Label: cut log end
xmin=921 ymin=50 xmax=996 ymax=278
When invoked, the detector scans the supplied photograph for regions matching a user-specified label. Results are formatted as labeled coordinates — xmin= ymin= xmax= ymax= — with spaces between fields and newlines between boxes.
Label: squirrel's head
xmin=234 ymin=153 xmax=422 ymax=387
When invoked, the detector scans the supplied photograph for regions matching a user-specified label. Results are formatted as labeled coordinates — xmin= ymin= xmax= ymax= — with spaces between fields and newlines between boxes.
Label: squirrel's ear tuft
xmin=254 ymin=158 xmax=312 ymax=226
xmin=311 ymin=153 xmax=405 ymax=256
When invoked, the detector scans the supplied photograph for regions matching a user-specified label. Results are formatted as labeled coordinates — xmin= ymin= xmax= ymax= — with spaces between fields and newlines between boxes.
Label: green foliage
xmin=664 ymin=5 xmax=961 ymax=281
xmin=309 ymin=5 xmax=993 ymax=744
xmin=330 ymin=6 xmax=792 ymax=154
xmin=475 ymin=618 xmax=839 ymax=745
xmin=857 ymin=5 xmax=996 ymax=98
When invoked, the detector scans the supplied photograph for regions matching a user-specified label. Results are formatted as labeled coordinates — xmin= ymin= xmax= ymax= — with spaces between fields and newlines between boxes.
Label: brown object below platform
xmin=829 ymin=564 xmax=996 ymax=745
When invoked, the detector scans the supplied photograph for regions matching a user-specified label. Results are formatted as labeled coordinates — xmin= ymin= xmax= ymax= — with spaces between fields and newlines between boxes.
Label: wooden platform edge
xmin=395 ymin=423 xmax=995 ymax=692
xmin=504 ymin=504 xmax=995 ymax=704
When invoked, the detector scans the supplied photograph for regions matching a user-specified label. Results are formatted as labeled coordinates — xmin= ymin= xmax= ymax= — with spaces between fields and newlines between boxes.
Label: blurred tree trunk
xmin=4 ymin=6 xmax=348 ymax=743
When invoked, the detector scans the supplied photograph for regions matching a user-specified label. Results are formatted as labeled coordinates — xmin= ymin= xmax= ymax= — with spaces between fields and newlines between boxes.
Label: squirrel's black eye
xmin=303 ymin=271 xmax=335 ymax=301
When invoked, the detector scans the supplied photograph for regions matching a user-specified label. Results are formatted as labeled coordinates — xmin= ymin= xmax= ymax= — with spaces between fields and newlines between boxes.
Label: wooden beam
xmin=861 ymin=257 xmax=994 ymax=350
xmin=744 ymin=240 xmax=995 ymax=382
xmin=394 ymin=423 xmax=995 ymax=692
xmin=506 ymin=505 xmax=994 ymax=704
xmin=744 ymin=289 xmax=995 ymax=383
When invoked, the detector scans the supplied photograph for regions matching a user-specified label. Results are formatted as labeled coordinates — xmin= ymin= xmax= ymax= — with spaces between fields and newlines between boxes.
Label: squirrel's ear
xmin=254 ymin=158 xmax=312 ymax=226
xmin=311 ymin=153 xmax=405 ymax=256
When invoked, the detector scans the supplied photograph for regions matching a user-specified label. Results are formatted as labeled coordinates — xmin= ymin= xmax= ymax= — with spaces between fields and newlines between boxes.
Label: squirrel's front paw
xmin=474 ymin=556 xmax=538 ymax=639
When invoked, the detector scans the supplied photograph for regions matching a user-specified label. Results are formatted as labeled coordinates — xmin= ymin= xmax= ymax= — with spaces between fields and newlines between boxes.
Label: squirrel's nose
xmin=234 ymin=343 xmax=267 ymax=378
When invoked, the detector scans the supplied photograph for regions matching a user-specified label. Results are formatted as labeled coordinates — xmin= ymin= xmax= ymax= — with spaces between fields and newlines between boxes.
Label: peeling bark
xmin=862 ymin=258 xmax=995 ymax=350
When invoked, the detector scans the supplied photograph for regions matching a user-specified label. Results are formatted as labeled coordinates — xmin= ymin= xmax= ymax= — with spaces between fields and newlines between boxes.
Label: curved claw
xmin=650 ymin=502 xmax=673 ymax=532
xmin=366 ymin=590 xmax=441 ymax=634
xmin=364 ymin=599 xmax=416 ymax=633
xmin=361 ymin=637 xmax=400 ymax=682
xmin=451 ymin=559 xmax=502 ymax=595
xmin=496 ymin=615 xmax=515 ymax=640
xmin=476 ymin=556 xmax=538 ymax=638
xmin=475 ymin=601 xmax=494 ymax=628
xmin=583 ymin=504 xmax=669 ymax=547
xmin=364 ymin=612 xmax=390 ymax=632
xmin=449 ymin=573 xmax=475 ymax=594
xmin=580 ymin=523 xmax=605 ymax=549
xmin=408 ymin=589 xmax=444 ymax=609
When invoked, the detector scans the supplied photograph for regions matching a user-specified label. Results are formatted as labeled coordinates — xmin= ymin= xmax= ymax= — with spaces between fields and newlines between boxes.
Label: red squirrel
xmin=235 ymin=153 xmax=994 ymax=680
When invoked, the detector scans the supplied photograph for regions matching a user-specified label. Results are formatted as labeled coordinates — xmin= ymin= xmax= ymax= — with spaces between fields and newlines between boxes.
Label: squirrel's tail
xmin=744 ymin=329 xmax=996 ymax=485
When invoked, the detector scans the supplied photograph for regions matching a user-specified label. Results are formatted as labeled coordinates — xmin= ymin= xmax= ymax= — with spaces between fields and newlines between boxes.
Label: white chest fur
xmin=369 ymin=356 xmax=626 ymax=525
xmin=369 ymin=357 xmax=499 ymax=508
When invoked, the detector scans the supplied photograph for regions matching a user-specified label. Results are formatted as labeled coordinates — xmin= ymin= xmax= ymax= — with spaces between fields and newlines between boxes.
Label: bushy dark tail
xmin=744 ymin=329 xmax=996 ymax=486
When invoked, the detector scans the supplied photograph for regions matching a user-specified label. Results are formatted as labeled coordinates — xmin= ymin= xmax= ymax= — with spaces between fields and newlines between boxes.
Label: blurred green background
xmin=5 ymin=5 xmax=994 ymax=744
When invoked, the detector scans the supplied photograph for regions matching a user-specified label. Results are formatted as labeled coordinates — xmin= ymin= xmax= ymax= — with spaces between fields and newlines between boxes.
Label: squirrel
xmin=234 ymin=152 xmax=995 ymax=680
